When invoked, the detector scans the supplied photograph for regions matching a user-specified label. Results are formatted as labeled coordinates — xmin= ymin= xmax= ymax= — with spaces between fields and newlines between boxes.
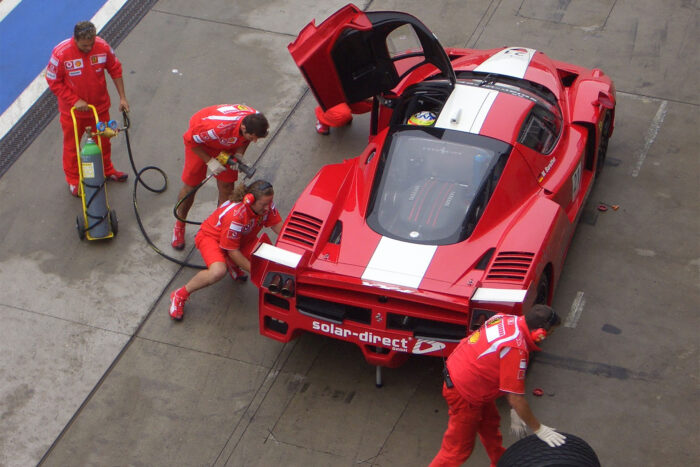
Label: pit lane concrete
xmin=1 ymin=0 xmax=698 ymax=465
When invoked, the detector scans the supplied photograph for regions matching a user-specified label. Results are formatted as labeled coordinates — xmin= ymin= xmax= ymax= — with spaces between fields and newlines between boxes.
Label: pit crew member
xmin=168 ymin=180 xmax=282 ymax=321
xmin=46 ymin=21 xmax=130 ymax=196
xmin=171 ymin=104 xmax=269 ymax=250
xmin=430 ymin=305 xmax=566 ymax=467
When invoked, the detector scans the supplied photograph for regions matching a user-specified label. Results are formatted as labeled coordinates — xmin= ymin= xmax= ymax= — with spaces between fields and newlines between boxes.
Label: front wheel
xmin=497 ymin=433 xmax=600 ymax=467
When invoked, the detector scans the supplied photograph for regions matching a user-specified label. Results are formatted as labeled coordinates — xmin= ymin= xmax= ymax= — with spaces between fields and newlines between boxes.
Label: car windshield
xmin=367 ymin=128 xmax=510 ymax=245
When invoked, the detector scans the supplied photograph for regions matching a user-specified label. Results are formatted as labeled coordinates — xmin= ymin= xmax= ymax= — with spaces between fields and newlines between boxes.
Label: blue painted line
xmin=0 ymin=0 xmax=106 ymax=113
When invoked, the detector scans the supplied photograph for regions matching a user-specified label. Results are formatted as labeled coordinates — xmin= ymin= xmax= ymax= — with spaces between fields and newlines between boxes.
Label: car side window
xmin=518 ymin=105 xmax=561 ymax=154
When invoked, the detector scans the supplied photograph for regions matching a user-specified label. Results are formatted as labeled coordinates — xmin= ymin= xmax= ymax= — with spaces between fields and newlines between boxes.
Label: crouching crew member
xmin=430 ymin=305 xmax=566 ymax=467
xmin=168 ymin=180 xmax=283 ymax=321
xmin=172 ymin=104 xmax=269 ymax=250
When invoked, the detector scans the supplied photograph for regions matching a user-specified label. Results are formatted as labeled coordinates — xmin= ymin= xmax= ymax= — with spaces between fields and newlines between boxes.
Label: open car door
xmin=289 ymin=3 xmax=456 ymax=111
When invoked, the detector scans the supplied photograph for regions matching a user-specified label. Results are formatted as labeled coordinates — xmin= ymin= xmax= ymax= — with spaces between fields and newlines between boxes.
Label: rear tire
xmin=595 ymin=111 xmax=612 ymax=176
xmin=535 ymin=272 xmax=550 ymax=305
xmin=497 ymin=433 xmax=600 ymax=467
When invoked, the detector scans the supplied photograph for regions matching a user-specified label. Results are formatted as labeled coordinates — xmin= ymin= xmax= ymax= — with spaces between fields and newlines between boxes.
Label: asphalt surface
xmin=1 ymin=0 xmax=698 ymax=466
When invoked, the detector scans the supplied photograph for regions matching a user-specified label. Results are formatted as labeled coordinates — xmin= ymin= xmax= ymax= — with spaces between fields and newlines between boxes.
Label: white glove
xmin=509 ymin=408 xmax=527 ymax=438
xmin=206 ymin=157 xmax=225 ymax=175
xmin=535 ymin=424 xmax=566 ymax=447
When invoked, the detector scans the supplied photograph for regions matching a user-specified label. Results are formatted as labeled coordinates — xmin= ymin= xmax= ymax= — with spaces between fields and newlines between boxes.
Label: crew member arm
xmin=112 ymin=76 xmax=129 ymax=112
xmin=227 ymin=249 xmax=250 ymax=273
xmin=191 ymin=145 xmax=215 ymax=164
xmin=270 ymin=221 xmax=282 ymax=236
xmin=506 ymin=393 xmax=541 ymax=431
xmin=46 ymin=54 xmax=82 ymax=108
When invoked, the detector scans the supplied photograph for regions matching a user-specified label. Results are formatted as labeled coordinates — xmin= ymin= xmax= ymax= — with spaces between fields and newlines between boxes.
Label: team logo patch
xmin=468 ymin=330 xmax=480 ymax=344
xmin=90 ymin=54 xmax=107 ymax=65
xmin=49 ymin=56 xmax=59 ymax=66
xmin=411 ymin=338 xmax=445 ymax=354
xmin=69 ymin=70 xmax=82 ymax=76
xmin=46 ymin=71 xmax=56 ymax=80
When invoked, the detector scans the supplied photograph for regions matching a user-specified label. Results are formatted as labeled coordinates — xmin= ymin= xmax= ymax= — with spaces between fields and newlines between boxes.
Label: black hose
xmin=122 ymin=111 xmax=206 ymax=269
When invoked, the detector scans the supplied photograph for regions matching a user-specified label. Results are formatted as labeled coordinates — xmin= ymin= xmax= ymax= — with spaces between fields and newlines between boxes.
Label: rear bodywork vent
xmin=485 ymin=251 xmax=534 ymax=282
xmin=282 ymin=212 xmax=323 ymax=248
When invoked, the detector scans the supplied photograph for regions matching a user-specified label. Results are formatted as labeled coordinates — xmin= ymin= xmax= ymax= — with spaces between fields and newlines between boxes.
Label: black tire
xmin=535 ymin=272 xmax=550 ymax=305
xmin=109 ymin=209 xmax=118 ymax=237
xmin=595 ymin=111 xmax=612 ymax=176
xmin=497 ymin=433 xmax=600 ymax=467
xmin=76 ymin=215 xmax=86 ymax=241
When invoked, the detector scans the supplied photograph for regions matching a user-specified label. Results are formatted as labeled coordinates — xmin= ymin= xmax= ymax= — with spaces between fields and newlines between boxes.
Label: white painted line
xmin=0 ymin=0 xmax=130 ymax=141
xmin=564 ymin=291 xmax=586 ymax=328
xmin=632 ymin=100 xmax=667 ymax=177
xmin=0 ymin=0 xmax=22 ymax=23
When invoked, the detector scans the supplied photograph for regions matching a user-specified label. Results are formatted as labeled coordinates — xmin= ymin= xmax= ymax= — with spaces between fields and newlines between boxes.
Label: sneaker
xmin=105 ymin=170 xmax=128 ymax=182
xmin=315 ymin=121 xmax=330 ymax=135
xmin=225 ymin=257 xmax=248 ymax=282
xmin=171 ymin=222 xmax=185 ymax=250
xmin=169 ymin=289 xmax=187 ymax=320
xmin=69 ymin=184 xmax=80 ymax=197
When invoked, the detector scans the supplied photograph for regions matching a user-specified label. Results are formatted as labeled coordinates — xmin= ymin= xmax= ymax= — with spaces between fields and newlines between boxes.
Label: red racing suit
xmin=46 ymin=37 xmax=123 ymax=185
xmin=430 ymin=314 xmax=535 ymax=467
xmin=181 ymin=104 xmax=259 ymax=186
xmin=195 ymin=199 xmax=282 ymax=267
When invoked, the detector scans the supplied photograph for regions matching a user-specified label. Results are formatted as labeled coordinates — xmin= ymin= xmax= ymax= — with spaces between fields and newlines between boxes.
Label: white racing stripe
xmin=564 ymin=291 xmax=586 ymax=328
xmin=474 ymin=47 xmax=536 ymax=79
xmin=0 ymin=0 xmax=129 ymax=140
xmin=362 ymin=236 xmax=437 ymax=289
xmin=434 ymin=84 xmax=498 ymax=134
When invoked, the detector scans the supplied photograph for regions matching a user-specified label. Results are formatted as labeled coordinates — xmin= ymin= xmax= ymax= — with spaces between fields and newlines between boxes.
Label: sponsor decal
xmin=50 ymin=56 xmax=59 ymax=66
xmin=90 ymin=54 xmax=107 ymax=65
xmin=485 ymin=318 xmax=505 ymax=342
xmin=538 ymin=157 xmax=556 ymax=182
xmin=65 ymin=60 xmax=73 ymax=69
xmin=411 ymin=338 xmax=446 ymax=355
xmin=193 ymin=134 xmax=204 ymax=144
xmin=46 ymin=71 xmax=56 ymax=80
xmin=468 ymin=330 xmax=480 ymax=344
xmin=312 ymin=321 xmax=411 ymax=352
xmin=219 ymin=136 xmax=239 ymax=145
xmin=571 ymin=162 xmax=582 ymax=200
xmin=505 ymin=47 xmax=530 ymax=56
xmin=207 ymin=129 xmax=217 ymax=140
xmin=68 ymin=70 xmax=82 ymax=76
xmin=235 ymin=104 xmax=253 ymax=111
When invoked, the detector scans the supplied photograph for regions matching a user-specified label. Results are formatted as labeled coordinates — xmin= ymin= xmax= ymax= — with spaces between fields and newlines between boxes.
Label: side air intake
xmin=282 ymin=211 xmax=323 ymax=248
xmin=485 ymin=251 xmax=534 ymax=282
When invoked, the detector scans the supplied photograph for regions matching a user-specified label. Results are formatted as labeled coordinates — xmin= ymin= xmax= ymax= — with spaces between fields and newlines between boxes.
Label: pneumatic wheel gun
xmin=216 ymin=152 xmax=256 ymax=178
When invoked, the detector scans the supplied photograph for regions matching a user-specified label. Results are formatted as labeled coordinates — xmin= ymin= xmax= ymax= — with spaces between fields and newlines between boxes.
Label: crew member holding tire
xmin=168 ymin=180 xmax=282 ymax=321
xmin=429 ymin=305 xmax=566 ymax=467
xmin=172 ymin=104 xmax=269 ymax=250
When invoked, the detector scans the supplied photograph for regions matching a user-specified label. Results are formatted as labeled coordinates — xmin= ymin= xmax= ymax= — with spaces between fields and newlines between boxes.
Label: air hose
xmin=122 ymin=111 xmax=206 ymax=269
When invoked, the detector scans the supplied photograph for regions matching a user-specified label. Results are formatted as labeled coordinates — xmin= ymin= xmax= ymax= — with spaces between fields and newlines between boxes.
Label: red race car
xmin=251 ymin=4 xmax=615 ymax=368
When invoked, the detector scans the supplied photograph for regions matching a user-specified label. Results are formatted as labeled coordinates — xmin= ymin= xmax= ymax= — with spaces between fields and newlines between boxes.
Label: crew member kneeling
xmin=430 ymin=305 xmax=566 ymax=467
xmin=168 ymin=180 xmax=283 ymax=321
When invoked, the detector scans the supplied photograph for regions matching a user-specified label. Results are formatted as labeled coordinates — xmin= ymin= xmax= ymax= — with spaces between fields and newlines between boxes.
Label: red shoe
xmin=315 ymin=121 xmax=330 ymax=135
xmin=105 ymin=170 xmax=128 ymax=182
xmin=169 ymin=289 xmax=188 ymax=320
xmin=225 ymin=257 xmax=248 ymax=282
xmin=171 ymin=222 xmax=185 ymax=250
xmin=69 ymin=184 xmax=80 ymax=197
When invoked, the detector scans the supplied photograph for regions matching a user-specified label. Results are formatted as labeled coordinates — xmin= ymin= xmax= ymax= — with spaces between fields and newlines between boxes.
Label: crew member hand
xmin=535 ymin=424 xmax=566 ymax=447
xmin=206 ymin=157 xmax=226 ymax=175
xmin=74 ymin=99 xmax=90 ymax=111
xmin=509 ymin=408 xmax=527 ymax=438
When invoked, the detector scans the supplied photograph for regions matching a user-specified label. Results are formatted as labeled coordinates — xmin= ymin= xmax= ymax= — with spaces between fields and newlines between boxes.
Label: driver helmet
xmin=407 ymin=110 xmax=437 ymax=126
